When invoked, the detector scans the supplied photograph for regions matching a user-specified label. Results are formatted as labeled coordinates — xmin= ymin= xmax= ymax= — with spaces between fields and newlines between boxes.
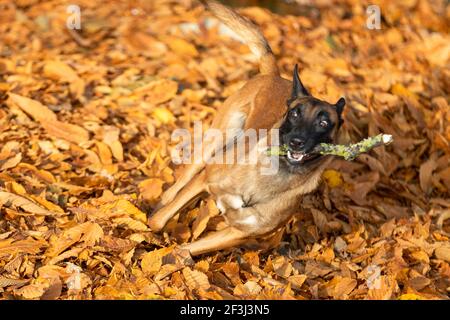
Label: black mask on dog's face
xmin=279 ymin=65 xmax=345 ymax=167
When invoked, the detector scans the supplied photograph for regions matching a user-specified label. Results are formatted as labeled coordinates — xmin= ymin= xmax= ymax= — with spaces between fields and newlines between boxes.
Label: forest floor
xmin=0 ymin=0 xmax=449 ymax=300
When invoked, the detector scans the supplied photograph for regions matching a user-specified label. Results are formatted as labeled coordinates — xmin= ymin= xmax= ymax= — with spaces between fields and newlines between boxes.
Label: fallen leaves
xmin=8 ymin=93 xmax=90 ymax=144
xmin=141 ymin=247 xmax=170 ymax=276
xmin=0 ymin=238 xmax=46 ymax=258
xmin=139 ymin=179 xmax=164 ymax=204
xmin=136 ymin=79 xmax=179 ymax=105
xmin=182 ymin=267 xmax=210 ymax=291
xmin=434 ymin=246 xmax=450 ymax=263
xmin=0 ymin=191 xmax=63 ymax=216
xmin=42 ymin=60 xmax=85 ymax=99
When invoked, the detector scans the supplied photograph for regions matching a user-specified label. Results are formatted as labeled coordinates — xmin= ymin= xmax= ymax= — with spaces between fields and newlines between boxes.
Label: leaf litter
xmin=0 ymin=0 xmax=449 ymax=300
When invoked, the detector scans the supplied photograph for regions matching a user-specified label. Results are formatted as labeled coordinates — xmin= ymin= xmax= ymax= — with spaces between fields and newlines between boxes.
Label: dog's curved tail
xmin=200 ymin=0 xmax=279 ymax=75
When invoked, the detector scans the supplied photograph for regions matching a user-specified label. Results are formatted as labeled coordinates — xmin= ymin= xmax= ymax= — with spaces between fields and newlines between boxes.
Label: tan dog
xmin=148 ymin=0 xmax=345 ymax=256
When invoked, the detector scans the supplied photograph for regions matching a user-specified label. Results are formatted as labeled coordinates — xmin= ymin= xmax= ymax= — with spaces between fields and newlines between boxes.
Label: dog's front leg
xmin=148 ymin=171 xmax=207 ymax=232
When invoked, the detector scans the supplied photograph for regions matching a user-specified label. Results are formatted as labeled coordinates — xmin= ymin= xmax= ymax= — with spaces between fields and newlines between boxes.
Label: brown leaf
xmin=182 ymin=267 xmax=210 ymax=291
xmin=435 ymin=246 xmax=450 ymax=262
xmin=138 ymin=178 xmax=164 ymax=203
xmin=0 ymin=238 xmax=46 ymax=258
xmin=191 ymin=200 xmax=215 ymax=240
xmin=0 ymin=152 xmax=22 ymax=171
xmin=8 ymin=93 xmax=57 ymax=122
xmin=8 ymin=93 xmax=89 ymax=144
xmin=419 ymin=153 xmax=438 ymax=193
xmin=0 ymin=191 xmax=62 ymax=216
xmin=14 ymin=283 xmax=47 ymax=300
xmin=80 ymin=222 xmax=104 ymax=247
xmin=141 ymin=248 xmax=167 ymax=276
xmin=102 ymin=126 xmax=123 ymax=162
xmin=43 ymin=60 xmax=85 ymax=98
xmin=40 ymin=120 xmax=89 ymax=144
xmin=135 ymin=79 xmax=178 ymax=105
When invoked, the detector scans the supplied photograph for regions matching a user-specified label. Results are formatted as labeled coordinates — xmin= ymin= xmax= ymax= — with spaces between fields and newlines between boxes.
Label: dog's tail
xmin=200 ymin=0 xmax=279 ymax=75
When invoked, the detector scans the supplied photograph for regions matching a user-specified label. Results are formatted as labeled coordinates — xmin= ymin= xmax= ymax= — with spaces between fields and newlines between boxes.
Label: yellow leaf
xmin=322 ymin=169 xmax=343 ymax=188
xmin=152 ymin=107 xmax=175 ymax=125
xmin=113 ymin=217 xmax=148 ymax=231
xmin=5 ymin=181 xmax=27 ymax=196
xmin=103 ymin=199 xmax=147 ymax=223
xmin=141 ymin=248 xmax=170 ymax=276
xmin=135 ymin=79 xmax=178 ymax=105
xmin=80 ymin=222 xmax=104 ymax=247
xmin=45 ymin=222 xmax=93 ymax=257
xmin=391 ymin=83 xmax=419 ymax=100
xmin=139 ymin=178 xmax=164 ymax=203
xmin=435 ymin=246 xmax=450 ymax=262
xmin=161 ymin=36 xmax=198 ymax=57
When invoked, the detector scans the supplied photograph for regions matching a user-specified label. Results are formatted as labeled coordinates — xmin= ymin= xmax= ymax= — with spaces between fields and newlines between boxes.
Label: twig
xmin=267 ymin=134 xmax=393 ymax=161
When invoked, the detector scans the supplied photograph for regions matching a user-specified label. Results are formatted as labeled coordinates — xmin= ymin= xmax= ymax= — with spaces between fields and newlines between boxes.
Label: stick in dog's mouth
xmin=268 ymin=133 xmax=393 ymax=162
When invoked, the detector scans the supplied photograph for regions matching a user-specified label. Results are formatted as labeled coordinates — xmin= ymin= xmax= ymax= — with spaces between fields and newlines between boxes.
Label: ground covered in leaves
xmin=0 ymin=0 xmax=449 ymax=300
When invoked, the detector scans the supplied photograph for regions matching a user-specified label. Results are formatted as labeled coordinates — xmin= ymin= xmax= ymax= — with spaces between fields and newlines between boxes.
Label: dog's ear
xmin=335 ymin=97 xmax=346 ymax=116
xmin=335 ymin=97 xmax=346 ymax=126
xmin=291 ymin=64 xmax=309 ymax=101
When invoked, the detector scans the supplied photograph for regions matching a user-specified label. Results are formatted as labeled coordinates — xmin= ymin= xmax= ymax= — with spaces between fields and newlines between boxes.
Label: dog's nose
xmin=289 ymin=138 xmax=305 ymax=150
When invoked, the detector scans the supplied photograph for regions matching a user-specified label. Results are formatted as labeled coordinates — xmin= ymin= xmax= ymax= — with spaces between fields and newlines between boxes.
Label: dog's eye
xmin=289 ymin=109 xmax=300 ymax=120
xmin=319 ymin=120 xmax=328 ymax=128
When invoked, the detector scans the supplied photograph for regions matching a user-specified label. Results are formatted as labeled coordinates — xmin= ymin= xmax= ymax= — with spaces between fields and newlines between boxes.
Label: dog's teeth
xmin=287 ymin=151 xmax=305 ymax=162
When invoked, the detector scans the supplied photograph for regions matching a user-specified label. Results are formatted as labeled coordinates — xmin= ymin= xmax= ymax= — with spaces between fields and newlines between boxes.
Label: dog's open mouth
xmin=286 ymin=150 xmax=320 ymax=165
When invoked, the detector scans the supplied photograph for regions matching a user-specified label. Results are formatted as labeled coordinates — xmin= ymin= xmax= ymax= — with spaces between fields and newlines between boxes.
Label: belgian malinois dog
xmin=148 ymin=0 xmax=345 ymax=255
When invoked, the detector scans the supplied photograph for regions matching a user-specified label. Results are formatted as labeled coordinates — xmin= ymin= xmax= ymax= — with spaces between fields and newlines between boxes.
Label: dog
xmin=147 ymin=0 xmax=345 ymax=256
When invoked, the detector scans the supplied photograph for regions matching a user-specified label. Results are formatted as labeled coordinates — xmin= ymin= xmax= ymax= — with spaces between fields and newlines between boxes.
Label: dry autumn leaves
xmin=0 ymin=0 xmax=449 ymax=300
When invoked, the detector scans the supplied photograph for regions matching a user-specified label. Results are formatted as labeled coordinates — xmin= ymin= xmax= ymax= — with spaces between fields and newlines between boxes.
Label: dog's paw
xmin=147 ymin=216 xmax=165 ymax=232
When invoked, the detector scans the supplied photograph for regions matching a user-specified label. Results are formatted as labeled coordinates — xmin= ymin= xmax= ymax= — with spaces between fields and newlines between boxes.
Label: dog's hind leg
xmin=148 ymin=170 xmax=207 ymax=232
xmin=181 ymin=226 xmax=247 ymax=256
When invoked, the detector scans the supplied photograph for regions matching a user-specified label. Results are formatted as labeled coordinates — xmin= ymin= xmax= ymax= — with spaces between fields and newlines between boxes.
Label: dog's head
xmin=279 ymin=65 xmax=345 ymax=170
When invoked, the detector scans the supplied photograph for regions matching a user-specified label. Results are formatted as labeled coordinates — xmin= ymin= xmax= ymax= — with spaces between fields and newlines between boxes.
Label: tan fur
xmin=148 ymin=1 xmax=339 ymax=256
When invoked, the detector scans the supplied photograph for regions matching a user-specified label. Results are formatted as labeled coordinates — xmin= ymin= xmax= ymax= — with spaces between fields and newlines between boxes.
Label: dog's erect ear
xmin=291 ymin=64 xmax=309 ymax=100
xmin=335 ymin=97 xmax=346 ymax=116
